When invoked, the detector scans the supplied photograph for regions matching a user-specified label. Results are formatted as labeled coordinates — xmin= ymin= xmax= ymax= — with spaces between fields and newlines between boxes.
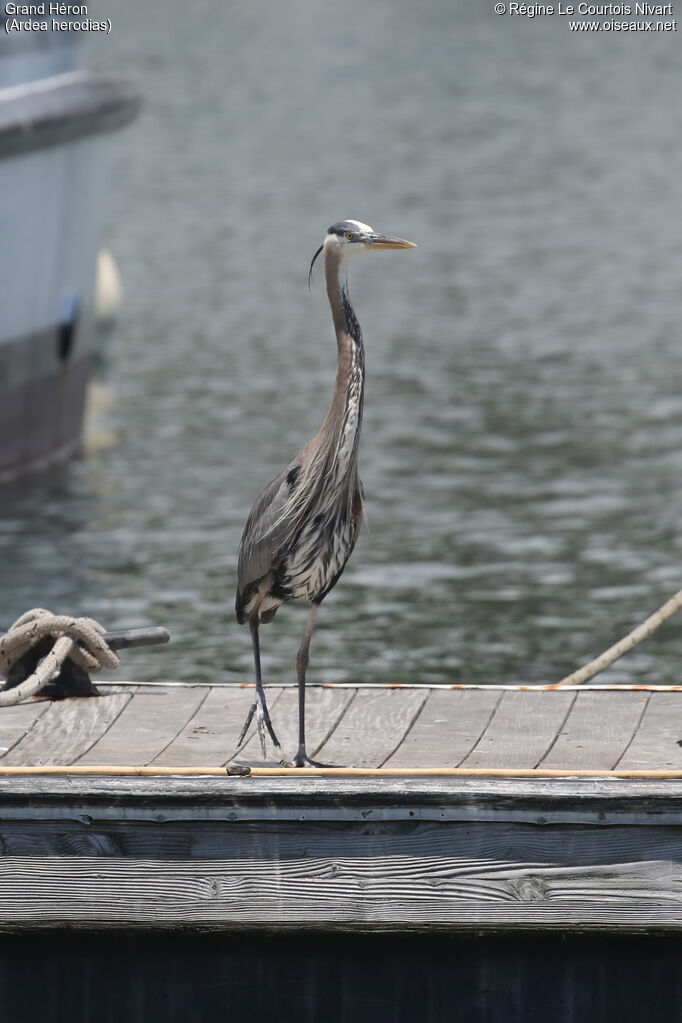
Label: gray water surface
xmin=2 ymin=0 xmax=682 ymax=687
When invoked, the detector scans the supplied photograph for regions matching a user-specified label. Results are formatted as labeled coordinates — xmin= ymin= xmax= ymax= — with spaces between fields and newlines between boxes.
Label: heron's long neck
xmin=321 ymin=248 xmax=365 ymax=476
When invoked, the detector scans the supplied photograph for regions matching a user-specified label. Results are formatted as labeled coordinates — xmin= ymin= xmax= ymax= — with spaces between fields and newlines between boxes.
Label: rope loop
xmin=0 ymin=609 xmax=120 ymax=707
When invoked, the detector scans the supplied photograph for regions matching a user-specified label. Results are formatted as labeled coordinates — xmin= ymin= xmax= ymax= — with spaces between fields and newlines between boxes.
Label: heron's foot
xmin=291 ymin=748 xmax=336 ymax=768
xmin=237 ymin=696 xmax=281 ymax=760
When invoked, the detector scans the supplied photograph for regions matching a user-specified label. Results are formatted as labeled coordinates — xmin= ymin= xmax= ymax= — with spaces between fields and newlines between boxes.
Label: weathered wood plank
xmin=233 ymin=685 xmax=356 ymax=766
xmin=385 ymin=688 xmax=502 ymax=768
xmin=153 ymin=686 xmax=260 ymax=767
xmin=617 ymin=693 xmax=682 ymax=770
xmin=460 ymin=690 xmax=575 ymax=769
xmin=1 ymin=776 xmax=681 ymax=825
xmin=0 ymin=700 xmax=51 ymax=760
xmin=2 ymin=691 xmax=133 ymax=766
xmin=316 ymin=688 xmax=428 ymax=767
xmin=0 ymin=849 xmax=679 ymax=931
xmin=541 ymin=691 xmax=647 ymax=769
xmin=78 ymin=687 xmax=207 ymax=766
xmin=1 ymin=816 xmax=681 ymax=865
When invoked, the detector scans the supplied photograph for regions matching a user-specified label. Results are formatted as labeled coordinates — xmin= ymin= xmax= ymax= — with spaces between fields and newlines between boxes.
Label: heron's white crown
xmin=324 ymin=220 xmax=376 ymax=259
xmin=343 ymin=219 xmax=374 ymax=234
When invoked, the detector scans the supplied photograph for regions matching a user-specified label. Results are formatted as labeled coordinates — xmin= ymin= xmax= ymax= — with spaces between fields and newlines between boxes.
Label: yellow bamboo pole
xmin=0 ymin=764 xmax=681 ymax=779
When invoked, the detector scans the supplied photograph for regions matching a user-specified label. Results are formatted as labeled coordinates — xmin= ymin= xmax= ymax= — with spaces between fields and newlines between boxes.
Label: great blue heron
xmin=235 ymin=220 xmax=416 ymax=766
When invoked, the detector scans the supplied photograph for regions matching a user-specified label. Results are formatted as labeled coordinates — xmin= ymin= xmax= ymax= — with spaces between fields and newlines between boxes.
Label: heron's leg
xmin=293 ymin=603 xmax=321 ymax=768
xmin=238 ymin=620 xmax=281 ymax=759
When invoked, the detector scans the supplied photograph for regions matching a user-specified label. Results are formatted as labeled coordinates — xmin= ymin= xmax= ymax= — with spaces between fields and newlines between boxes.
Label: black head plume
xmin=308 ymin=243 xmax=323 ymax=291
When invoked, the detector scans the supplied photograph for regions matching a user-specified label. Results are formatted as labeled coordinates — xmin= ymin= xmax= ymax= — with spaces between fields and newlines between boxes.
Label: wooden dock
xmin=0 ymin=679 xmax=680 ymax=773
xmin=0 ymin=681 xmax=680 ymax=935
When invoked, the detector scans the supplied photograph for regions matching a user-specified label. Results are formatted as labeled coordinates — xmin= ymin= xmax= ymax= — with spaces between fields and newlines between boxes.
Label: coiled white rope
xmin=0 ymin=608 xmax=119 ymax=706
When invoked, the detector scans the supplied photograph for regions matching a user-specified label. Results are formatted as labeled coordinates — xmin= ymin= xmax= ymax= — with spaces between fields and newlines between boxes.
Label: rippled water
xmin=2 ymin=0 xmax=682 ymax=687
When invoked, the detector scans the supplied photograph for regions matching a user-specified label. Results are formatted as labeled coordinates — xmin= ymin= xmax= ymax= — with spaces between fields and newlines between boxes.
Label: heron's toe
xmin=237 ymin=702 xmax=257 ymax=747
xmin=252 ymin=699 xmax=281 ymax=759
xmin=292 ymin=750 xmax=336 ymax=768
xmin=255 ymin=716 xmax=267 ymax=758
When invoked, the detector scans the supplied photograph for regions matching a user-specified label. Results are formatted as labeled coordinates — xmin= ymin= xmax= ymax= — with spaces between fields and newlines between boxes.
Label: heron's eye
xmin=345 ymin=232 xmax=354 ymax=240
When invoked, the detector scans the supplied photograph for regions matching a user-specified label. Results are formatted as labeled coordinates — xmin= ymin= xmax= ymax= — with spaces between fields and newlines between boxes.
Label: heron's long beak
xmin=366 ymin=234 xmax=417 ymax=250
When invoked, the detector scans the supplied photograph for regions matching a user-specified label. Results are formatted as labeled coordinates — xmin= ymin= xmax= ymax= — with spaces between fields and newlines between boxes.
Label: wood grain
xmin=316 ymin=687 xmax=428 ymax=767
xmin=0 ymin=848 xmax=678 ymax=931
xmin=2 ymin=691 xmax=132 ymax=766
xmin=461 ymin=690 xmax=575 ymax=769
xmin=77 ymin=687 xmax=206 ymax=766
xmin=153 ymin=685 xmax=260 ymax=767
xmin=540 ymin=690 xmax=647 ymax=769
xmin=385 ymin=688 xmax=502 ymax=768
xmin=1 ymin=774 xmax=680 ymax=821
xmin=0 ymin=685 xmax=677 ymax=772
xmin=2 ymin=816 xmax=681 ymax=864
xmin=616 ymin=693 xmax=682 ymax=770
xmin=233 ymin=685 xmax=355 ymax=766
xmin=0 ymin=764 xmax=680 ymax=933
xmin=0 ymin=700 xmax=51 ymax=759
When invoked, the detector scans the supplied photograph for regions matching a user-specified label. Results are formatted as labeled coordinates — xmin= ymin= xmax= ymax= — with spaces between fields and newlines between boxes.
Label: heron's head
xmin=309 ymin=220 xmax=416 ymax=285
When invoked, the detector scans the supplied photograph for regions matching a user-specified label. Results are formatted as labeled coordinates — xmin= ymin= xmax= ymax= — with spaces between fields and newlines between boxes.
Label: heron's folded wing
xmin=236 ymin=464 xmax=299 ymax=591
